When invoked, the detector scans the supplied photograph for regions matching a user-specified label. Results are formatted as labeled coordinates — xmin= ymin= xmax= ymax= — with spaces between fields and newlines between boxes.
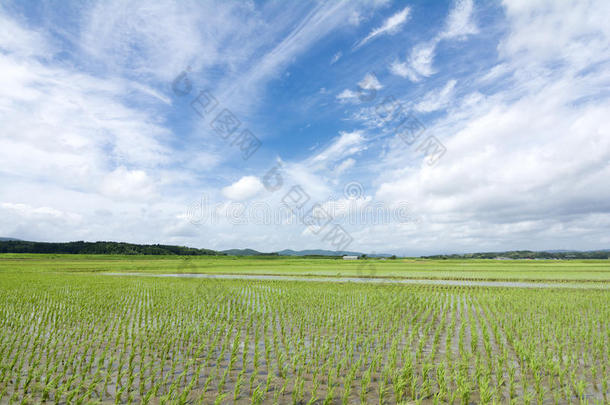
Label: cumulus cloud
xmin=221 ymin=176 xmax=264 ymax=201
xmin=100 ymin=167 xmax=157 ymax=201
xmin=337 ymin=73 xmax=382 ymax=103
xmin=372 ymin=0 xmax=610 ymax=253
xmin=358 ymin=73 xmax=383 ymax=90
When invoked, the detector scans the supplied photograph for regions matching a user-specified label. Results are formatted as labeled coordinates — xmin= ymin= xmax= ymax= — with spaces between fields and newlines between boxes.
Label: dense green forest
xmin=0 ymin=241 xmax=222 ymax=255
xmin=423 ymin=250 xmax=610 ymax=260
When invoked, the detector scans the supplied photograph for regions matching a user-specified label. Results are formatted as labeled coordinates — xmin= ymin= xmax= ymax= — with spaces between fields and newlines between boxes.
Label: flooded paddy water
xmin=102 ymin=272 xmax=609 ymax=289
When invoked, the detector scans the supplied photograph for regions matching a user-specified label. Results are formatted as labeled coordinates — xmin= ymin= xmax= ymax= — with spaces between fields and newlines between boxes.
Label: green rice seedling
xmin=217 ymin=367 xmax=229 ymax=393
xmin=478 ymin=374 xmax=494 ymax=404
xmin=213 ymin=392 xmax=227 ymax=405
xmin=233 ymin=372 xmax=244 ymax=401
xmin=378 ymin=378 xmax=387 ymax=404
xmin=323 ymin=384 xmax=335 ymax=405
xmin=292 ymin=375 xmax=305 ymax=404
xmin=251 ymin=384 xmax=264 ymax=405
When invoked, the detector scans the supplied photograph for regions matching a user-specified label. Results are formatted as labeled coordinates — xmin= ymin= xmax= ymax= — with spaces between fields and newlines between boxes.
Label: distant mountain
xmin=221 ymin=248 xmax=278 ymax=256
xmin=0 ymin=237 xmax=21 ymax=241
xmin=221 ymin=248 xmax=393 ymax=257
xmin=222 ymin=248 xmax=263 ymax=256
xmin=278 ymin=249 xmax=364 ymax=257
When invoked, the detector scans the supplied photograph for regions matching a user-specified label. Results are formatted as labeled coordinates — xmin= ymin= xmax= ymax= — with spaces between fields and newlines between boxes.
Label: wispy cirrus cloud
xmin=330 ymin=51 xmax=342 ymax=64
xmin=390 ymin=41 xmax=437 ymax=81
xmin=310 ymin=130 xmax=367 ymax=168
xmin=390 ymin=0 xmax=477 ymax=82
xmin=354 ymin=6 xmax=411 ymax=49
xmin=439 ymin=0 xmax=478 ymax=40
xmin=415 ymin=79 xmax=457 ymax=112
xmin=211 ymin=1 xmax=391 ymax=118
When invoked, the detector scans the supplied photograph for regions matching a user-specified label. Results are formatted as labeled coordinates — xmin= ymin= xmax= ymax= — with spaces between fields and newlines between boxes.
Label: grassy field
xmin=0 ymin=268 xmax=608 ymax=404
xmin=1 ymin=254 xmax=610 ymax=281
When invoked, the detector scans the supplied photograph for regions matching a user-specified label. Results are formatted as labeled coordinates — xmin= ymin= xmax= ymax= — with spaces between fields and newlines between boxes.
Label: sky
xmin=1 ymin=0 xmax=609 ymax=255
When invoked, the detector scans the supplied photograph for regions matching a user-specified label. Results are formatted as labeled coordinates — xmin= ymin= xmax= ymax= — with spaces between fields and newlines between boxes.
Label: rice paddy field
xmin=1 ymin=254 xmax=610 ymax=281
xmin=0 ymin=255 xmax=609 ymax=404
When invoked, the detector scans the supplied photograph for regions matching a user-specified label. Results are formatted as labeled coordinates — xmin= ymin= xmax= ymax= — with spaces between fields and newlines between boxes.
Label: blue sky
xmin=1 ymin=0 xmax=609 ymax=255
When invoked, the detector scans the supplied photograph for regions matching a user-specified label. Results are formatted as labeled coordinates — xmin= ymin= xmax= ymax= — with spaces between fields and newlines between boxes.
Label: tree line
xmin=422 ymin=250 xmax=610 ymax=260
xmin=0 ymin=241 xmax=222 ymax=255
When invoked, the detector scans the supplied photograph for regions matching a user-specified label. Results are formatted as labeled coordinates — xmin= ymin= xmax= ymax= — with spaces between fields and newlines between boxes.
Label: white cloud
xmin=319 ymin=196 xmax=374 ymax=218
xmin=0 ymin=11 xmax=51 ymax=58
xmin=478 ymin=63 xmax=511 ymax=84
xmin=390 ymin=41 xmax=437 ymax=81
xmin=80 ymin=0 xmax=264 ymax=82
xmin=0 ymin=36 xmax=172 ymax=194
xmin=389 ymin=0 xmax=477 ymax=82
xmin=337 ymin=73 xmax=383 ymax=103
xmin=389 ymin=61 xmax=418 ymax=81
xmin=0 ymin=1 xmax=395 ymax=251
xmin=213 ymin=1 xmax=390 ymax=118
xmin=348 ymin=11 xmax=362 ymax=26
xmin=0 ymin=202 xmax=82 ymax=222
xmin=371 ymin=0 xmax=610 ymax=253
xmin=499 ymin=0 xmax=610 ymax=69
xmin=415 ymin=79 xmax=457 ymax=112
xmin=100 ymin=167 xmax=157 ymax=201
xmin=354 ymin=6 xmax=411 ymax=49
xmin=358 ymin=73 xmax=383 ymax=90
xmin=280 ymin=163 xmax=332 ymax=202
xmin=3 ymin=1 xmax=609 ymax=255
xmin=334 ymin=158 xmax=356 ymax=175
xmin=221 ymin=176 xmax=264 ymax=201
xmin=407 ymin=42 xmax=437 ymax=79
xmin=311 ymin=130 xmax=366 ymax=165
xmin=0 ymin=7 xmax=213 ymax=245
xmin=336 ymin=88 xmax=359 ymax=101
xmin=330 ymin=51 xmax=342 ymax=64
xmin=439 ymin=0 xmax=477 ymax=40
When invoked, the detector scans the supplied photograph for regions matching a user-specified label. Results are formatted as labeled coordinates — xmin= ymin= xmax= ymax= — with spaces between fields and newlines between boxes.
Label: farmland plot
xmin=0 ymin=272 xmax=608 ymax=404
